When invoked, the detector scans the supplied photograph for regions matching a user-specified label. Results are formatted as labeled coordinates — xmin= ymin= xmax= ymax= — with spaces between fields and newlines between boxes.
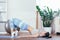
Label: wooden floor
xmin=0 ymin=32 xmax=60 ymax=40
xmin=0 ymin=36 xmax=60 ymax=40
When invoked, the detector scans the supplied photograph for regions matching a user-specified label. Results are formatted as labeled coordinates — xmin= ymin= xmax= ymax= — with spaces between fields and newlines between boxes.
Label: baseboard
xmin=0 ymin=32 xmax=7 ymax=34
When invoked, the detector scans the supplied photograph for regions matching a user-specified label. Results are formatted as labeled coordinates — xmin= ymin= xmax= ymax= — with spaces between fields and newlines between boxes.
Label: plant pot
xmin=44 ymin=27 xmax=52 ymax=34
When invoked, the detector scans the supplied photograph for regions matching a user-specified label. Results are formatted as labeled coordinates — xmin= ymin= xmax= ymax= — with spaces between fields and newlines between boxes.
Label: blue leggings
xmin=9 ymin=18 xmax=28 ymax=30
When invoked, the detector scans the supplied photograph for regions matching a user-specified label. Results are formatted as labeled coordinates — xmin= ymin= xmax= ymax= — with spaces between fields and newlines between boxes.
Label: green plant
xmin=36 ymin=6 xmax=60 ymax=27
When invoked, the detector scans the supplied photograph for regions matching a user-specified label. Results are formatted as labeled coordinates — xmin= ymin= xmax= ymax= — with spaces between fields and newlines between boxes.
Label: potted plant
xmin=36 ymin=6 xmax=54 ymax=34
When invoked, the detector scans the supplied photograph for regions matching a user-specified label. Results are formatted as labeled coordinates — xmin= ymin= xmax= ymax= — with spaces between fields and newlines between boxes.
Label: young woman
xmin=9 ymin=18 xmax=52 ymax=38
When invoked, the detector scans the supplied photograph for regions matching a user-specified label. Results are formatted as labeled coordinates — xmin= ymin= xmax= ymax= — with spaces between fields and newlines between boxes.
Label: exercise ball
xmin=5 ymin=21 xmax=20 ymax=34
xmin=5 ymin=21 xmax=11 ymax=34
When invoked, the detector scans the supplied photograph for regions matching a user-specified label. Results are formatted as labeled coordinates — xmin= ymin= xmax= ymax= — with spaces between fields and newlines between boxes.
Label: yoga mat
xmin=0 ymin=36 xmax=17 ymax=38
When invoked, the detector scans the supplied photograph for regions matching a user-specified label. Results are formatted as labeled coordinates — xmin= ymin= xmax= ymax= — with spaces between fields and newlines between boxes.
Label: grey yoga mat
xmin=0 ymin=36 xmax=17 ymax=38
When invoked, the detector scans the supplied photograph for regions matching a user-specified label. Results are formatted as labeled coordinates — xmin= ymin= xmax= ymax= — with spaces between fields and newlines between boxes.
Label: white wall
xmin=36 ymin=0 xmax=60 ymax=11
xmin=7 ymin=0 xmax=36 ymax=28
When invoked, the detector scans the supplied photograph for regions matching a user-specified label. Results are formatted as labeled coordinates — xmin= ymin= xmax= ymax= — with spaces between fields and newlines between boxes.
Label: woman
xmin=9 ymin=18 xmax=52 ymax=38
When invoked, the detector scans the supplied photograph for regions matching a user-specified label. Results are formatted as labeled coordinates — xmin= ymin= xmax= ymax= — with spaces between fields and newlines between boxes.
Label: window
xmin=0 ymin=0 xmax=7 ymax=21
